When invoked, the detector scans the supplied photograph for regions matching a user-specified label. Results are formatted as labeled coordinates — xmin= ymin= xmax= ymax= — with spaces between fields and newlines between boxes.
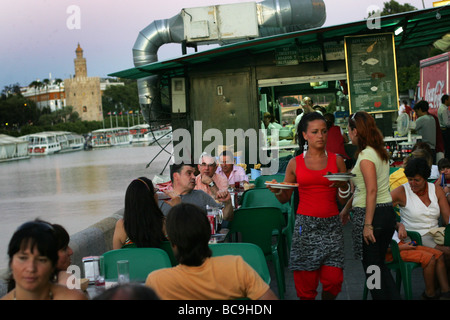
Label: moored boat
xmin=91 ymin=128 xmax=132 ymax=148
xmin=19 ymin=132 xmax=62 ymax=155
xmin=129 ymin=124 xmax=152 ymax=144
xmin=148 ymin=125 xmax=172 ymax=145
xmin=0 ymin=134 xmax=30 ymax=162
xmin=41 ymin=131 xmax=85 ymax=153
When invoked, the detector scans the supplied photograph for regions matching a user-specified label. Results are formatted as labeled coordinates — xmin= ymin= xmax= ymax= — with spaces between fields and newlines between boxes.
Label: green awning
xmin=109 ymin=6 xmax=450 ymax=80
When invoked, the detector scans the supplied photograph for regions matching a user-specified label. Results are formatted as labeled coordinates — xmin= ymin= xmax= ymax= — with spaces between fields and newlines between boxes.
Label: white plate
xmin=324 ymin=174 xmax=355 ymax=181
xmin=265 ymin=182 xmax=299 ymax=189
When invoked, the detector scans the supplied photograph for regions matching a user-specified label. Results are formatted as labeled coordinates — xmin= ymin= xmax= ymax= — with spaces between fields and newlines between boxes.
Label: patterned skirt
xmin=289 ymin=214 xmax=344 ymax=271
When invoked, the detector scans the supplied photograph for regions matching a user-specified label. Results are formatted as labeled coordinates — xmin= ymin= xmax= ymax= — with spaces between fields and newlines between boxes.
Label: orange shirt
xmin=145 ymin=256 xmax=269 ymax=300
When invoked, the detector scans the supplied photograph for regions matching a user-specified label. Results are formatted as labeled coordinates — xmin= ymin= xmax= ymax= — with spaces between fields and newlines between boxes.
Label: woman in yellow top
xmin=341 ymin=111 xmax=400 ymax=300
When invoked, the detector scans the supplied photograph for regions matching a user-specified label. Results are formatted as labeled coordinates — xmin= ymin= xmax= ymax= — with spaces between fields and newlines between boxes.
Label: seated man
xmin=159 ymin=162 xmax=234 ymax=221
xmin=194 ymin=152 xmax=229 ymax=200
xmin=216 ymin=150 xmax=249 ymax=186
xmin=145 ymin=203 xmax=278 ymax=300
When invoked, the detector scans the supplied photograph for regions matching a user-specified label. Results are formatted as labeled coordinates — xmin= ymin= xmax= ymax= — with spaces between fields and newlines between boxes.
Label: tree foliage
xmin=101 ymin=79 xmax=139 ymax=116
xmin=397 ymin=64 xmax=420 ymax=93
xmin=0 ymin=93 xmax=40 ymax=128
xmin=380 ymin=0 xmax=417 ymax=15
xmin=0 ymin=88 xmax=103 ymax=136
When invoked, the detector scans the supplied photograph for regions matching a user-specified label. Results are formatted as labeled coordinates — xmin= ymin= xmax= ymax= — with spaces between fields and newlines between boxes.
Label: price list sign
xmin=275 ymin=46 xmax=299 ymax=66
xmin=344 ymin=33 xmax=399 ymax=114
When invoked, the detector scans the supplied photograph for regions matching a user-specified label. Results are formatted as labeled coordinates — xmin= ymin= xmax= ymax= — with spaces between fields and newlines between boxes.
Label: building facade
xmin=21 ymin=78 xmax=66 ymax=112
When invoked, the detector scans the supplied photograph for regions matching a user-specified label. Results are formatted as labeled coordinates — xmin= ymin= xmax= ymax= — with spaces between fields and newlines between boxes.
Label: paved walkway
xmin=269 ymin=222 xmax=426 ymax=300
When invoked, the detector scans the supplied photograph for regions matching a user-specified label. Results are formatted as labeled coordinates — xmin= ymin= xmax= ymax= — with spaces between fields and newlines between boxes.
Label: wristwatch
xmin=209 ymin=181 xmax=215 ymax=188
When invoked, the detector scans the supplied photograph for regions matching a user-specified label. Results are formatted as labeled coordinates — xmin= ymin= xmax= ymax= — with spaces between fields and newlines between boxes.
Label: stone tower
xmin=64 ymin=43 xmax=103 ymax=122
xmin=74 ymin=43 xmax=87 ymax=78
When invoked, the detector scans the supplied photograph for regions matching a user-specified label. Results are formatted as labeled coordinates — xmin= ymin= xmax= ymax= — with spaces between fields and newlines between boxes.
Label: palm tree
xmin=29 ymin=80 xmax=42 ymax=108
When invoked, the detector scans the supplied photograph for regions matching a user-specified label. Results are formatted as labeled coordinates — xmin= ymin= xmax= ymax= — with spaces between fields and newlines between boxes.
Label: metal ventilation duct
xmin=132 ymin=0 xmax=326 ymax=124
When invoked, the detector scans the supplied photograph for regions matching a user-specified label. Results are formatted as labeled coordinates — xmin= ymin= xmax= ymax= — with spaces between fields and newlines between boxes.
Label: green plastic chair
xmin=227 ymin=207 xmax=286 ymax=299
xmin=241 ymin=187 xmax=290 ymax=212
xmin=363 ymin=231 xmax=422 ymax=300
xmin=254 ymin=174 xmax=285 ymax=188
xmin=240 ymin=187 xmax=293 ymax=265
xmin=209 ymin=242 xmax=271 ymax=284
xmin=102 ymin=248 xmax=172 ymax=282
xmin=444 ymin=225 xmax=450 ymax=246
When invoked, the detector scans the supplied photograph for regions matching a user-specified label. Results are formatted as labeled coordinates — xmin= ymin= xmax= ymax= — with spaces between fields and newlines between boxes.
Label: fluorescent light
xmin=395 ymin=27 xmax=404 ymax=35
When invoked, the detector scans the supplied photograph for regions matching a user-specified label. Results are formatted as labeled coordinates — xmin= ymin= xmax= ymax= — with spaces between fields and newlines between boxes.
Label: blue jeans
xmin=362 ymin=204 xmax=401 ymax=300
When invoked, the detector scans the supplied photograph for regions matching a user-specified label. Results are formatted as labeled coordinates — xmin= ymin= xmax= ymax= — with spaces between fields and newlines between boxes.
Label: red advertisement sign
xmin=420 ymin=52 xmax=450 ymax=116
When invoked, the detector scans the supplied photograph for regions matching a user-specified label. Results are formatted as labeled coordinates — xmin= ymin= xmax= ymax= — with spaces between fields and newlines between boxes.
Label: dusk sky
xmin=0 ymin=0 xmax=433 ymax=90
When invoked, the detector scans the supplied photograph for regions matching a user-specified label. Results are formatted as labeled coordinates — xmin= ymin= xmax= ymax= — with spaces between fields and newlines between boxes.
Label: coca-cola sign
xmin=424 ymin=80 xmax=445 ymax=111
xmin=420 ymin=53 xmax=449 ymax=116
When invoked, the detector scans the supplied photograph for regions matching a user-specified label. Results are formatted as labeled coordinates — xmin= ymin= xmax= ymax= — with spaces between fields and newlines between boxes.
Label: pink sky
xmin=0 ymin=0 xmax=433 ymax=89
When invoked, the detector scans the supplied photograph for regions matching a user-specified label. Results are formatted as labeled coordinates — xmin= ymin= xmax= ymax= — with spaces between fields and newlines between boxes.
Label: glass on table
xmin=117 ymin=260 xmax=130 ymax=284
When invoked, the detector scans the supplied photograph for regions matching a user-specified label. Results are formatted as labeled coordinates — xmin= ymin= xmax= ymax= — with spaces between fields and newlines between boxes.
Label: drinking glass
xmin=117 ymin=260 xmax=130 ymax=284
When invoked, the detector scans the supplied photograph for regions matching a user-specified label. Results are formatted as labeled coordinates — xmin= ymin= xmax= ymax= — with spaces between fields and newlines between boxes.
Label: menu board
xmin=344 ymin=33 xmax=399 ymax=113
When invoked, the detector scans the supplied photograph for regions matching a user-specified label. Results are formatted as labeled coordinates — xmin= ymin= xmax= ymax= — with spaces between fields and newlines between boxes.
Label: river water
xmin=0 ymin=143 xmax=172 ymax=271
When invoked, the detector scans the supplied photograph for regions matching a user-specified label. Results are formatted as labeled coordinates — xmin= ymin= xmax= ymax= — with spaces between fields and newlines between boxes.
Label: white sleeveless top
xmin=400 ymin=182 xmax=440 ymax=236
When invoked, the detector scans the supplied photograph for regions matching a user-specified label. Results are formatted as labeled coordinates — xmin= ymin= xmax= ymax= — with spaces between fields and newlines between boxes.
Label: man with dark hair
xmin=413 ymin=100 xmax=437 ymax=164
xmin=145 ymin=203 xmax=278 ymax=300
xmin=160 ymin=162 xmax=234 ymax=221
xmin=438 ymin=94 xmax=450 ymax=159
xmin=216 ymin=150 xmax=249 ymax=186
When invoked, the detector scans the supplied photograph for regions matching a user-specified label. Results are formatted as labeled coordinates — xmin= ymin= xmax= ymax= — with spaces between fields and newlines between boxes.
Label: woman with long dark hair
xmin=268 ymin=112 xmax=350 ymax=300
xmin=341 ymin=111 xmax=400 ymax=299
xmin=113 ymin=177 xmax=166 ymax=249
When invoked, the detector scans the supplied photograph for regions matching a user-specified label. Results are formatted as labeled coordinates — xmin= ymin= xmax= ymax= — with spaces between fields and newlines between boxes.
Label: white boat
xmin=148 ymin=125 xmax=172 ymax=145
xmin=0 ymin=134 xmax=30 ymax=162
xmin=91 ymin=128 xmax=132 ymax=148
xmin=129 ymin=124 xmax=152 ymax=144
xmin=19 ymin=132 xmax=62 ymax=155
xmin=129 ymin=124 xmax=172 ymax=145
xmin=41 ymin=131 xmax=85 ymax=153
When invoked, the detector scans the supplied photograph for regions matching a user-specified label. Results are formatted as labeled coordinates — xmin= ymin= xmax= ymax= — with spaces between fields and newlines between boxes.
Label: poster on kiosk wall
xmin=419 ymin=52 xmax=450 ymax=116
xmin=344 ymin=33 xmax=399 ymax=114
